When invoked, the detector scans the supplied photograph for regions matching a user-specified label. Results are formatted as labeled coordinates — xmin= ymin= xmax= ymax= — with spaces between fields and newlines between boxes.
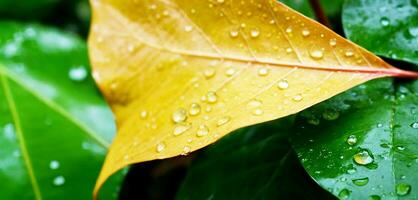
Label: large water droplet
xmin=310 ymin=49 xmax=324 ymax=60
xmin=196 ymin=125 xmax=209 ymax=137
xmin=352 ymin=177 xmax=369 ymax=186
xmin=347 ymin=135 xmax=357 ymax=146
xmin=189 ymin=103 xmax=201 ymax=116
xmin=53 ymin=176 xmax=65 ymax=186
xmin=172 ymin=108 xmax=187 ymax=123
xmin=68 ymin=66 xmax=88 ymax=82
xmin=396 ymin=183 xmax=411 ymax=196
xmin=206 ymin=91 xmax=218 ymax=103
xmin=173 ymin=123 xmax=192 ymax=136
xmin=353 ymin=150 xmax=374 ymax=165
xmin=49 ymin=160 xmax=60 ymax=170
xmin=277 ymin=80 xmax=289 ymax=90
xmin=156 ymin=142 xmax=166 ymax=153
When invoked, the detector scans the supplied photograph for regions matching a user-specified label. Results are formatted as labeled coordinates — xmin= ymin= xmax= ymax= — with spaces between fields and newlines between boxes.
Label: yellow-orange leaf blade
xmin=89 ymin=0 xmax=418 ymax=197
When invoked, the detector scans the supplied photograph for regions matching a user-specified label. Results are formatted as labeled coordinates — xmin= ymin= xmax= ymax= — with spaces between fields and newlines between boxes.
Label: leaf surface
xmin=343 ymin=0 xmax=418 ymax=65
xmin=89 ymin=0 xmax=418 ymax=195
xmin=176 ymin=118 xmax=337 ymax=200
xmin=292 ymin=78 xmax=418 ymax=199
xmin=0 ymin=22 xmax=123 ymax=199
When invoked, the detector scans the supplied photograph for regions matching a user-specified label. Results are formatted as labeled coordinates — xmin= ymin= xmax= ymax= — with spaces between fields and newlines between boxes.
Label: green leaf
xmin=291 ymin=78 xmax=418 ymax=199
xmin=343 ymin=0 xmax=418 ymax=65
xmin=0 ymin=0 xmax=60 ymax=19
xmin=0 ymin=22 xmax=123 ymax=199
xmin=176 ymin=119 xmax=336 ymax=200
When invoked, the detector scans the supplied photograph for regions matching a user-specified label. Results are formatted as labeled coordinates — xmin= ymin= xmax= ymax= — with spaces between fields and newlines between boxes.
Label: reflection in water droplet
xmin=172 ymin=108 xmax=187 ymax=123
xmin=338 ymin=189 xmax=351 ymax=199
xmin=250 ymin=28 xmax=260 ymax=38
xmin=380 ymin=17 xmax=390 ymax=27
xmin=310 ymin=49 xmax=324 ymax=60
xmin=347 ymin=135 xmax=357 ymax=146
xmin=352 ymin=177 xmax=369 ymax=186
xmin=217 ymin=116 xmax=231 ymax=127
xmin=196 ymin=125 xmax=209 ymax=137
xmin=206 ymin=91 xmax=218 ymax=103
xmin=173 ymin=123 xmax=192 ymax=136
xmin=53 ymin=176 xmax=65 ymax=186
xmin=156 ymin=142 xmax=166 ymax=153
xmin=396 ymin=183 xmax=411 ymax=196
xmin=258 ymin=67 xmax=269 ymax=76
xmin=49 ymin=160 xmax=60 ymax=170
xmin=68 ymin=66 xmax=88 ymax=82
xmin=329 ymin=38 xmax=337 ymax=47
xmin=277 ymin=80 xmax=289 ymax=90
xmin=353 ymin=150 xmax=374 ymax=165
xmin=189 ymin=103 xmax=201 ymax=116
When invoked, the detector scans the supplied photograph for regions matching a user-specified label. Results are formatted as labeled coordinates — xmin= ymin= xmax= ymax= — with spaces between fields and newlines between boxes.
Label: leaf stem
xmin=392 ymin=69 xmax=418 ymax=79
xmin=308 ymin=0 xmax=331 ymax=28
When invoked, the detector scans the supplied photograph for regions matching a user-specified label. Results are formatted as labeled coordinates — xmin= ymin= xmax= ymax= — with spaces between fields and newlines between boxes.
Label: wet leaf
xmin=292 ymin=78 xmax=418 ymax=199
xmin=89 ymin=0 xmax=418 ymax=195
xmin=343 ymin=0 xmax=418 ymax=65
xmin=0 ymin=22 xmax=123 ymax=199
xmin=176 ymin=118 xmax=337 ymax=200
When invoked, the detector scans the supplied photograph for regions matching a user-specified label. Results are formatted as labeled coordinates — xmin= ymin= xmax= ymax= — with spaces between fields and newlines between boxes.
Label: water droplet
xmin=352 ymin=177 xmax=369 ymax=186
xmin=377 ymin=123 xmax=383 ymax=128
xmin=53 ymin=176 xmax=65 ymax=186
xmin=253 ymin=108 xmax=264 ymax=116
xmin=206 ymin=91 xmax=218 ymax=103
xmin=217 ymin=116 xmax=231 ymax=126
xmin=347 ymin=135 xmax=357 ymax=146
xmin=411 ymin=122 xmax=418 ymax=129
xmin=277 ymin=80 xmax=289 ymax=90
xmin=396 ymin=183 xmax=411 ymax=196
xmin=217 ymin=0 xmax=225 ymax=3
xmin=173 ymin=123 xmax=192 ymax=136
xmin=353 ymin=150 xmax=374 ymax=165
xmin=307 ymin=118 xmax=320 ymax=125
xmin=203 ymin=68 xmax=216 ymax=78
xmin=184 ymin=25 xmax=193 ymax=32
xmin=302 ymin=29 xmax=310 ymax=37
xmin=225 ymin=68 xmax=236 ymax=76
xmin=68 ymin=66 xmax=88 ymax=82
xmin=322 ymin=110 xmax=339 ymax=120
xmin=286 ymin=48 xmax=293 ymax=53
xmin=347 ymin=168 xmax=357 ymax=174
xmin=229 ymin=29 xmax=239 ymax=38
xmin=338 ymin=189 xmax=351 ymax=199
xmin=293 ymin=94 xmax=303 ymax=102
xmin=310 ymin=49 xmax=324 ymax=60
xmin=189 ymin=103 xmax=201 ymax=116
xmin=345 ymin=50 xmax=354 ymax=57
xmin=396 ymin=145 xmax=405 ymax=151
xmin=329 ymin=38 xmax=337 ymax=47
xmin=49 ymin=160 xmax=60 ymax=170
xmin=368 ymin=195 xmax=381 ymax=200
xmin=196 ymin=125 xmax=209 ymax=137
xmin=182 ymin=146 xmax=191 ymax=155
xmin=285 ymin=27 xmax=292 ymax=33
xmin=258 ymin=67 xmax=269 ymax=76
xmin=380 ymin=17 xmax=390 ymax=27
xmin=248 ymin=99 xmax=262 ymax=107
xmin=156 ymin=142 xmax=166 ymax=153
xmin=250 ymin=28 xmax=260 ymax=38
xmin=172 ymin=108 xmax=187 ymax=123
xmin=140 ymin=110 xmax=148 ymax=119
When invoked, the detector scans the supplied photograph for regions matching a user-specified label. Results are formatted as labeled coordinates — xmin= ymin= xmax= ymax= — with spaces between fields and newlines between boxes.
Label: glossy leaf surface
xmin=176 ymin=119 xmax=337 ymax=200
xmin=0 ymin=22 xmax=123 ymax=199
xmin=292 ymin=78 xmax=418 ymax=199
xmin=343 ymin=0 xmax=418 ymax=65
xmin=89 ymin=0 xmax=418 ymax=195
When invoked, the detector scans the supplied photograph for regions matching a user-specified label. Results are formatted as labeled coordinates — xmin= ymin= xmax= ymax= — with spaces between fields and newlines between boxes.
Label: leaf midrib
xmin=0 ymin=74 xmax=42 ymax=200
xmin=0 ymin=64 xmax=110 ymax=148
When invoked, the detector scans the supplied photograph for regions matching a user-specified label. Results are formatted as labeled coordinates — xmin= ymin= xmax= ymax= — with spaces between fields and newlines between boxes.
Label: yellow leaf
xmin=89 ymin=0 xmax=418 ymax=197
